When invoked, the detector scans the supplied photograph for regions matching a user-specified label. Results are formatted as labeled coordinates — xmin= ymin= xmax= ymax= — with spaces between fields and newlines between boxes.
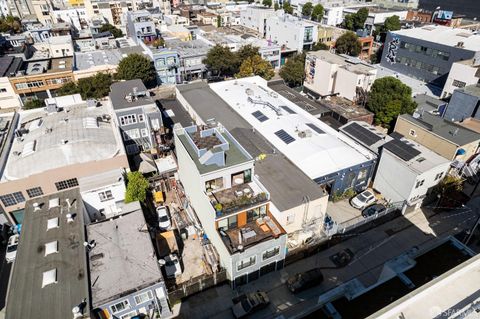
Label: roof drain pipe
xmin=302 ymin=195 xmax=310 ymax=226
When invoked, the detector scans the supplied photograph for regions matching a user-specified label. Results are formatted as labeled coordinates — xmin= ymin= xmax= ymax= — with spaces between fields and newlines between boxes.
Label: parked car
xmin=157 ymin=206 xmax=171 ymax=230
xmin=286 ymin=268 xmax=324 ymax=293
xmin=231 ymin=291 xmax=269 ymax=318
xmin=350 ymin=190 xmax=376 ymax=209
xmin=164 ymin=254 xmax=182 ymax=278
xmin=362 ymin=204 xmax=386 ymax=218
xmin=5 ymin=234 xmax=19 ymax=263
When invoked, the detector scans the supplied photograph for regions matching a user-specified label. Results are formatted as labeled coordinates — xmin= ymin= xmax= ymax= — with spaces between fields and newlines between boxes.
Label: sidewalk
xmin=172 ymin=204 xmax=480 ymax=319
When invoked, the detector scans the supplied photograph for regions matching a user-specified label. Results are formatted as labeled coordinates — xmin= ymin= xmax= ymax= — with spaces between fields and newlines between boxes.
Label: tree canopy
xmin=116 ymin=53 xmax=157 ymax=87
xmin=262 ymin=0 xmax=272 ymax=7
xmin=335 ymin=31 xmax=361 ymax=56
xmin=23 ymin=99 xmax=43 ymax=110
xmin=274 ymin=2 xmax=279 ymax=10
xmin=58 ymin=73 xmax=114 ymax=99
xmin=99 ymin=23 xmax=123 ymax=38
xmin=311 ymin=4 xmax=324 ymax=22
xmin=343 ymin=7 xmax=369 ymax=31
xmin=0 ymin=15 xmax=21 ymax=33
xmin=380 ymin=15 xmax=401 ymax=33
xmin=236 ymin=55 xmax=274 ymax=80
xmin=302 ymin=2 xmax=313 ymax=17
xmin=366 ymin=77 xmax=417 ymax=127
xmin=125 ymin=171 xmax=149 ymax=203
xmin=279 ymin=54 xmax=305 ymax=87
xmin=283 ymin=2 xmax=293 ymax=14
xmin=204 ymin=44 xmax=262 ymax=78
xmin=312 ymin=42 xmax=329 ymax=51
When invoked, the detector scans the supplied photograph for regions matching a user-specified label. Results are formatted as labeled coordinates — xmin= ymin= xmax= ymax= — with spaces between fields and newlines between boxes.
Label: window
xmin=55 ymin=178 xmax=79 ymax=191
xmin=47 ymin=217 xmax=59 ymax=230
xmin=218 ymin=215 xmax=237 ymax=231
xmin=42 ymin=269 xmax=57 ymax=287
xmin=237 ymin=255 xmax=256 ymax=271
xmin=409 ymin=129 xmax=416 ymax=137
xmin=119 ymin=114 xmax=137 ymax=126
xmin=98 ymin=190 xmax=113 ymax=202
xmin=121 ymin=311 xmax=137 ymax=319
xmin=138 ymin=114 xmax=144 ymax=122
xmin=111 ymin=300 xmax=130 ymax=314
xmin=123 ymin=129 xmax=140 ymax=140
xmin=247 ymin=206 xmax=267 ymax=222
xmin=26 ymin=187 xmax=43 ymax=198
xmin=134 ymin=290 xmax=153 ymax=304
xmin=262 ymin=246 xmax=280 ymax=261
xmin=141 ymin=128 xmax=149 ymax=137
xmin=452 ymin=80 xmax=466 ymax=88
xmin=0 ymin=192 xmax=25 ymax=207
xmin=286 ymin=214 xmax=295 ymax=225
xmin=435 ymin=172 xmax=444 ymax=181
xmin=415 ymin=179 xmax=425 ymax=189
xmin=205 ymin=177 xmax=223 ymax=192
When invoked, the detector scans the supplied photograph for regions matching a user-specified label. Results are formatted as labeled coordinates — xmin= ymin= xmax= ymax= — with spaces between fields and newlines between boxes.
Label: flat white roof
xmin=210 ymin=77 xmax=375 ymax=180
xmin=2 ymin=100 xmax=123 ymax=181
xmin=392 ymin=25 xmax=480 ymax=52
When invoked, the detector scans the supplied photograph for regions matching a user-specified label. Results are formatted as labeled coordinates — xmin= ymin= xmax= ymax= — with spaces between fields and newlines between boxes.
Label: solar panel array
xmin=343 ymin=122 xmax=382 ymax=146
xmin=280 ymin=105 xmax=296 ymax=114
xmin=306 ymin=123 xmax=324 ymax=134
xmin=383 ymin=139 xmax=421 ymax=161
xmin=274 ymin=129 xmax=295 ymax=144
xmin=252 ymin=110 xmax=269 ymax=122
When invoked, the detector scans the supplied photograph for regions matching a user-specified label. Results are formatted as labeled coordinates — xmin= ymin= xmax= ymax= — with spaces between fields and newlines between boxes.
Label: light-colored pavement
xmin=172 ymin=203 xmax=480 ymax=319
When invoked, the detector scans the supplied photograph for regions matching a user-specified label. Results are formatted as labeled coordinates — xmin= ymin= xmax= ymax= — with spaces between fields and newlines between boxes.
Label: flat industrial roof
xmin=2 ymin=100 xmax=122 ymax=181
xmin=391 ymin=25 xmax=480 ymax=52
xmin=209 ymin=77 xmax=375 ymax=180
xmin=176 ymin=81 xmax=327 ymax=211
xmin=74 ymin=49 xmax=123 ymax=70
xmin=87 ymin=209 xmax=164 ymax=306
xmin=6 ymin=188 xmax=89 ymax=319
xmin=109 ymin=79 xmax=155 ymax=110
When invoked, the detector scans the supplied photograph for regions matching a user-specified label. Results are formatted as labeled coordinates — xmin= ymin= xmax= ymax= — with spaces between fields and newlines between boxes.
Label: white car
xmin=157 ymin=206 xmax=171 ymax=230
xmin=350 ymin=190 xmax=376 ymax=209
xmin=164 ymin=254 xmax=182 ymax=278
xmin=5 ymin=234 xmax=19 ymax=263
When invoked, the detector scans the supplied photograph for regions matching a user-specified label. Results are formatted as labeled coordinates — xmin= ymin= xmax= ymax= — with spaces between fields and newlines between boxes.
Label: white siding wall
xmin=81 ymin=181 xmax=126 ymax=219
xmin=0 ymin=77 xmax=22 ymax=109
xmin=408 ymin=162 xmax=451 ymax=203
xmin=304 ymin=57 xmax=337 ymax=96
xmin=442 ymin=62 xmax=479 ymax=98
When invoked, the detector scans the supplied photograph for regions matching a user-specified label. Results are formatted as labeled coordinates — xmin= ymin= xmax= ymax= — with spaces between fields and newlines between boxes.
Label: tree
xmin=125 ymin=171 xmax=149 ymax=203
xmin=312 ymin=42 xmax=329 ymax=51
xmin=23 ymin=99 xmax=43 ymax=110
xmin=366 ymin=77 xmax=417 ymax=127
xmin=343 ymin=14 xmax=355 ymax=30
xmin=262 ymin=0 xmax=272 ymax=7
xmin=116 ymin=53 xmax=157 ymax=87
xmin=283 ymin=2 xmax=293 ymax=14
xmin=0 ymin=15 xmax=21 ymax=33
xmin=57 ymin=81 xmax=79 ymax=96
xmin=335 ymin=32 xmax=361 ymax=56
xmin=279 ymin=54 xmax=305 ymax=87
xmin=381 ymin=15 xmax=401 ymax=33
xmin=236 ymin=44 xmax=260 ymax=63
xmin=302 ymin=2 xmax=313 ymax=17
xmin=274 ymin=2 xmax=279 ymax=10
xmin=311 ymin=4 xmax=324 ymax=22
xmin=343 ymin=7 xmax=369 ymax=31
xmin=236 ymin=55 xmax=274 ymax=80
xmin=99 ymin=23 xmax=123 ymax=38
xmin=203 ymin=45 xmax=238 ymax=77
xmin=216 ymin=15 xmax=222 ymax=27
xmin=58 ymin=73 xmax=113 ymax=99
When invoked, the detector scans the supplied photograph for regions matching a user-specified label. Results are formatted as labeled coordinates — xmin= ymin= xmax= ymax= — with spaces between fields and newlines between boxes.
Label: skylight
xmin=42 ymin=269 xmax=57 ymax=287
xmin=47 ymin=217 xmax=59 ymax=230
xmin=22 ymin=140 xmax=37 ymax=157
xmin=49 ymin=198 xmax=59 ymax=209
xmin=45 ymin=241 xmax=58 ymax=256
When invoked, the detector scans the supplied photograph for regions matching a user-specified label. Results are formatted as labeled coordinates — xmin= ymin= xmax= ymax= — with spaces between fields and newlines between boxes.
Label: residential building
xmin=240 ymin=6 xmax=276 ymax=38
xmin=166 ymin=38 xmax=210 ymax=82
xmin=163 ymin=14 xmax=190 ymax=26
xmin=0 ymin=94 xmax=129 ymax=223
xmin=92 ymin=31 xmax=116 ymax=50
xmin=358 ymin=35 xmax=373 ymax=60
xmin=340 ymin=121 xmax=450 ymax=205
xmin=322 ymin=5 xmax=344 ymax=26
xmin=84 ymin=0 xmax=136 ymax=27
xmin=443 ymin=84 xmax=480 ymax=122
xmin=5 ymin=188 xmax=90 ymax=319
xmin=380 ymin=25 xmax=480 ymax=87
xmin=73 ymin=49 xmax=123 ymax=80
xmin=176 ymin=81 xmax=329 ymax=235
xmin=0 ymin=56 xmax=23 ymax=110
xmin=441 ymin=58 xmax=480 ymax=98
xmin=412 ymin=93 xmax=446 ymax=115
xmin=35 ymin=35 xmax=75 ymax=58
xmin=175 ymin=124 xmax=287 ymax=287
xmin=266 ymin=12 xmax=318 ymax=52
xmin=144 ymin=46 xmax=179 ymax=85
xmin=87 ymin=208 xmax=171 ymax=319
xmin=343 ymin=6 xmax=408 ymax=35
xmin=197 ymin=11 xmax=218 ymax=26
xmin=126 ymin=10 xmax=157 ymax=44
xmin=394 ymin=112 xmax=480 ymax=161
xmin=405 ymin=9 xmax=432 ymax=24
xmin=316 ymin=25 xmax=347 ymax=48
xmin=51 ymin=8 xmax=88 ymax=31
xmin=109 ymin=80 xmax=163 ymax=154
xmin=304 ymin=50 xmax=377 ymax=102
xmin=7 ymin=0 xmax=35 ymax=18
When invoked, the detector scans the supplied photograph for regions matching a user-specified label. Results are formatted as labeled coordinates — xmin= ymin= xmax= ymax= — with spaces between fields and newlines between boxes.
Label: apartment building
xmin=441 ymin=57 xmax=480 ymax=98
xmin=84 ymin=0 xmax=136 ymax=27
xmin=380 ymin=25 xmax=480 ymax=87
xmin=394 ymin=112 xmax=480 ymax=161
xmin=266 ymin=12 xmax=318 ymax=52
xmin=0 ymin=94 xmax=129 ymax=223
xmin=0 ymin=56 xmax=23 ymax=110
xmin=126 ymin=10 xmax=157 ymax=44
xmin=109 ymin=80 xmax=163 ymax=154
xmin=304 ymin=50 xmax=377 ymax=102
xmin=174 ymin=124 xmax=287 ymax=287
xmin=240 ymin=6 xmax=276 ymax=38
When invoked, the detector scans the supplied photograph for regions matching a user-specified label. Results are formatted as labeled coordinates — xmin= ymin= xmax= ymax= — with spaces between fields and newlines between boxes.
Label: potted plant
xmin=214 ymin=203 xmax=223 ymax=216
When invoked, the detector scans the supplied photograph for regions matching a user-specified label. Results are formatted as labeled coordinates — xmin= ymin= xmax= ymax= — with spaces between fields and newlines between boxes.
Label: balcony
xmin=210 ymin=182 xmax=269 ymax=218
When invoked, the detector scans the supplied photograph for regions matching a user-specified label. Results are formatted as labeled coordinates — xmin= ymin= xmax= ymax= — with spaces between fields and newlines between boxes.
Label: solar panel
xmin=383 ymin=139 xmax=421 ymax=161
xmin=306 ymin=123 xmax=324 ymax=134
xmin=274 ymin=129 xmax=295 ymax=144
xmin=280 ymin=105 xmax=296 ymax=114
xmin=252 ymin=110 xmax=269 ymax=122
xmin=342 ymin=122 xmax=382 ymax=146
